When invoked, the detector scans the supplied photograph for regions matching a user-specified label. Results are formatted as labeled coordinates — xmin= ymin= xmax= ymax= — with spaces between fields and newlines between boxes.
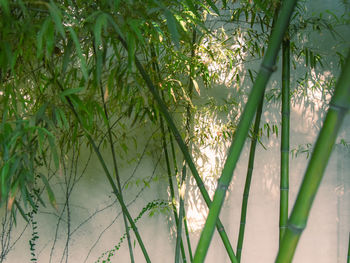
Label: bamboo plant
xmin=53 ymin=77 xmax=152 ymax=263
xmin=236 ymin=94 xmax=265 ymax=262
xmin=115 ymin=32 xmax=238 ymax=263
xmin=276 ymin=49 xmax=350 ymax=262
xmin=193 ymin=0 xmax=298 ymax=261
xmin=280 ymin=33 xmax=291 ymax=243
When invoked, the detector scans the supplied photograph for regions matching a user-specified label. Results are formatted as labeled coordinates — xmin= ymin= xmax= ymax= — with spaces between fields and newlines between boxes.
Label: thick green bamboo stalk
xmin=279 ymin=35 xmax=290 ymax=243
xmin=236 ymin=93 xmax=265 ymax=262
xmin=275 ymin=50 xmax=350 ymax=263
xmin=114 ymin=37 xmax=237 ymax=262
xmin=55 ymin=80 xmax=151 ymax=263
xmin=193 ymin=1 xmax=298 ymax=262
xmin=160 ymin=116 xmax=187 ymax=263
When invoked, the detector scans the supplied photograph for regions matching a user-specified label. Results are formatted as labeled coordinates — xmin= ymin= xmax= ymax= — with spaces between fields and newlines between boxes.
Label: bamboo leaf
xmin=62 ymin=39 xmax=73 ymax=74
xmin=205 ymin=0 xmax=220 ymax=15
xmin=48 ymin=0 xmax=66 ymax=39
xmin=59 ymin=87 xmax=84 ymax=98
xmin=94 ymin=13 xmax=108 ymax=48
xmin=127 ymin=31 xmax=136 ymax=69
xmin=39 ymin=173 xmax=57 ymax=210
xmin=14 ymin=200 xmax=29 ymax=223
xmin=164 ymin=9 xmax=180 ymax=49
xmin=192 ymin=79 xmax=200 ymax=95
xmin=0 ymin=0 xmax=9 ymax=16
xmin=128 ymin=19 xmax=145 ymax=45
xmin=68 ymin=27 xmax=88 ymax=81
xmin=37 ymin=19 xmax=51 ymax=59
xmin=45 ymin=20 xmax=55 ymax=57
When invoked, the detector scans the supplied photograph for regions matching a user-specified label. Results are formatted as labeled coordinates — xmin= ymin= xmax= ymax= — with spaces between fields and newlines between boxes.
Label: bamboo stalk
xmin=175 ymin=163 xmax=187 ymax=263
xmin=276 ymin=50 xmax=350 ymax=263
xmin=236 ymin=93 xmax=265 ymax=262
xmin=150 ymin=45 xmax=188 ymax=263
xmin=98 ymin=84 xmax=135 ymax=263
xmin=114 ymin=35 xmax=237 ymax=262
xmin=160 ymin=116 xmax=187 ymax=263
xmin=193 ymin=0 xmax=298 ymax=262
xmin=54 ymin=79 xmax=151 ymax=263
xmin=94 ymin=42 xmax=135 ymax=262
xmin=279 ymin=34 xmax=290 ymax=243
xmin=183 ymin=206 xmax=193 ymax=262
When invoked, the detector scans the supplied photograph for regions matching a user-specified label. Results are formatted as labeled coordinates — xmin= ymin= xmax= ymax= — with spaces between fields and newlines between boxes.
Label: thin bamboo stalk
xmin=150 ymin=45 xmax=188 ymax=262
xmin=160 ymin=116 xmax=187 ymax=262
xmin=94 ymin=42 xmax=135 ymax=262
xmin=98 ymin=84 xmax=135 ymax=263
xmin=115 ymin=36 xmax=237 ymax=262
xmin=279 ymin=35 xmax=290 ymax=243
xmin=175 ymin=163 xmax=187 ymax=263
xmin=54 ymin=79 xmax=151 ymax=263
xmin=193 ymin=0 xmax=298 ymax=262
xmin=275 ymin=50 xmax=350 ymax=263
xmin=236 ymin=94 xmax=265 ymax=262
xmin=183 ymin=206 xmax=193 ymax=262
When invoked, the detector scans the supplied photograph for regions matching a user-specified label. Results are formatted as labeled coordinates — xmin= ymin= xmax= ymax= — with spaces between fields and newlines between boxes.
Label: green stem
xmin=133 ymin=47 xmax=237 ymax=263
xmin=55 ymin=80 xmax=151 ymax=263
xmin=276 ymin=50 xmax=350 ymax=262
xmin=160 ymin=116 xmax=187 ymax=263
xmin=98 ymin=84 xmax=135 ymax=263
xmin=193 ymin=0 xmax=298 ymax=262
xmin=280 ymin=35 xmax=290 ymax=243
xmin=175 ymin=163 xmax=187 ymax=263
xmin=94 ymin=41 xmax=135 ymax=263
xmin=150 ymin=44 xmax=187 ymax=263
xmin=183 ymin=206 xmax=193 ymax=262
xmin=115 ymin=34 xmax=237 ymax=261
xmin=236 ymin=93 xmax=265 ymax=262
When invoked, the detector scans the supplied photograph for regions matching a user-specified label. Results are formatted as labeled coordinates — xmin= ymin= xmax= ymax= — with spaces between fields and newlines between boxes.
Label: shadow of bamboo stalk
xmin=276 ymin=50 xmax=350 ymax=263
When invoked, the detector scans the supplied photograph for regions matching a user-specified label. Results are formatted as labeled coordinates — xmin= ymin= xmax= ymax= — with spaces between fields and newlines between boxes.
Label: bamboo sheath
xmin=236 ymin=93 xmax=265 ymax=262
xmin=193 ymin=0 xmax=298 ymax=262
xmin=276 ymin=50 xmax=350 ymax=262
xmin=280 ymin=36 xmax=290 ymax=242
